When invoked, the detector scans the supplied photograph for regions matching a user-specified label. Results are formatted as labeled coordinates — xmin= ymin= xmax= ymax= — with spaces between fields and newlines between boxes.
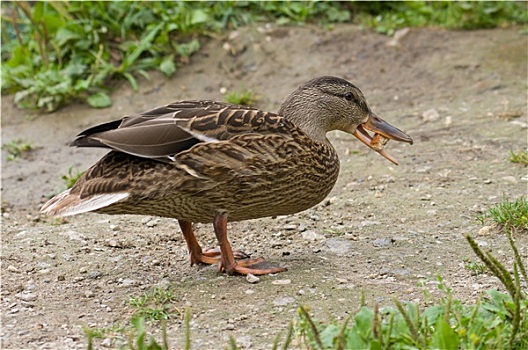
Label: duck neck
xmin=278 ymin=100 xmax=330 ymax=144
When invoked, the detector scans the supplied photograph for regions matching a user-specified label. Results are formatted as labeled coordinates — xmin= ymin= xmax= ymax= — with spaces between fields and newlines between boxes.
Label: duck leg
xmin=213 ymin=213 xmax=287 ymax=275
xmin=178 ymin=220 xmax=250 ymax=266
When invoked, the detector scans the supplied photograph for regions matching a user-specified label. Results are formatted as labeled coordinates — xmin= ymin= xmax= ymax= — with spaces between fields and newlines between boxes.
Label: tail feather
xmin=40 ymin=189 xmax=129 ymax=217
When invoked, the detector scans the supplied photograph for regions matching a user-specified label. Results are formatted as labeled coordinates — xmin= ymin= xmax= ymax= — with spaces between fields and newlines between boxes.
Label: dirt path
xmin=1 ymin=24 xmax=527 ymax=349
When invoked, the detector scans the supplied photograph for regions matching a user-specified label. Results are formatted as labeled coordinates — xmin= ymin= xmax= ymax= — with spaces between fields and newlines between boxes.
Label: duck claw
xmin=219 ymin=257 xmax=287 ymax=275
xmin=203 ymin=247 xmax=250 ymax=260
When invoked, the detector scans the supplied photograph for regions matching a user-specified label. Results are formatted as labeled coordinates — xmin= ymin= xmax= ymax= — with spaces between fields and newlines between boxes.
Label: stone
xmin=372 ymin=237 xmax=394 ymax=248
xmin=7 ymin=265 xmax=20 ymax=273
xmin=301 ymin=230 xmax=324 ymax=241
xmin=272 ymin=279 xmax=291 ymax=285
xmin=322 ymin=238 xmax=352 ymax=256
xmin=478 ymin=226 xmax=491 ymax=236
xmin=15 ymin=292 xmax=37 ymax=302
xmin=422 ymin=108 xmax=440 ymax=122
xmin=246 ymin=274 xmax=260 ymax=284
xmin=273 ymin=297 xmax=295 ymax=306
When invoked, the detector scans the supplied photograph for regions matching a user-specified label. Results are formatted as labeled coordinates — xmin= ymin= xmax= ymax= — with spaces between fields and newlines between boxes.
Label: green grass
xmin=1 ymin=139 xmax=33 ymax=160
xmin=479 ymin=196 xmax=528 ymax=231
xmin=224 ymin=88 xmax=258 ymax=106
xmin=358 ymin=1 xmax=528 ymax=35
xmin=61 ymin=166 xmax=84 ymax=189
xmin=2 ymin=1 xmax=526 ymax=112
xmin=463 ymin=258 xmax=487 ymax=276
xmin=509 ymin=150 xmax=528 ymax=165
xmin=125 ymin=286 xmax=180 ymax=321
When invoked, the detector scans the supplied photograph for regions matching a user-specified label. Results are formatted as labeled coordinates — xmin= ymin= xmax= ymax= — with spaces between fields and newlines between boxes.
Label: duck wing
xmin=71 ymin=100 xmax=292 ymax=161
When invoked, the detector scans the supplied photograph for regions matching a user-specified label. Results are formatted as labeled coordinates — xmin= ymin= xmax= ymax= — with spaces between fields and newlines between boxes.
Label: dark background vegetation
xmin=2 ymin=1 xmax=526 ymax=111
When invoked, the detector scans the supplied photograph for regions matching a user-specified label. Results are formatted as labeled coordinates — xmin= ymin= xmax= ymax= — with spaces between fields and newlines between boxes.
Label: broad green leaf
xmin=55 ymin=28 xmax=81 ymax=47
xmin=32 ymin=2 xmax=44 ymax=22
xmin=191 ymin=9 xmax=209 ymax=24
xmin=159 ymin=55 xmax=176 ymax=77
xmin=122 ymin=22 xmax=163 ymax=69
xmin=354 ymin=306 xmax=374 ymax=337
xmin=346 ymin=330 xmax=368 ymax=350
xmin=431 ymin=317 xmax=460 ymax=349
xmin=87 ymin=92 xmax=112 ymax=108
xmin=319 ymin=324 xmax=340 ymax=348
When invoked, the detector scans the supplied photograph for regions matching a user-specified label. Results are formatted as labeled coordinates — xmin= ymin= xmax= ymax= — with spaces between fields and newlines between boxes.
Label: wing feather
xmin=71 ymin=100 xmax=292 ymax=160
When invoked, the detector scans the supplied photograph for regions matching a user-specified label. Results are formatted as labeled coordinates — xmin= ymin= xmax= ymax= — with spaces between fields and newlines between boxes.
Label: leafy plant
xmin=225 ymin=88 xmax=258 ymax=106
xmin=478 ymin=196 xmax=528 ymax=231
xmin=4 ymin=2 xmax=524 ymax=112
xmin=61 ymin=166 xmax=84 ymax=189
xmin=291 ymin=232 xmax=527 ymax=349
xmin=125 ymin=286 xmax=180 ymax=321
xmin=463 ymin=258 xmax=487 ymax=276
xmin=509 ymin=150 xmax=528 ymax=165
xmin=1 ymin=139 xmax=33 ymax=160
xmin=358 ymin=1 xmax=528 ymax=35
xmin=85 ymin=308 xmax=193 ymax=350
xmin=1 ymin=1 xmax=350 ymax=112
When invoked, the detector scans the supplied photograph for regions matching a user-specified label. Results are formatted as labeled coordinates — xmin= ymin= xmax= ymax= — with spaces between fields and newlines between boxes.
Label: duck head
xmin=278 ymin=76 xmax=413 ymax=165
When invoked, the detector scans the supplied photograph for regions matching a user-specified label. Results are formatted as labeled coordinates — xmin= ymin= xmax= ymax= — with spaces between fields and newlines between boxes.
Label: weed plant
xmin=478 ymin=196 xmax=528 ymax=232
xmin=2 ymin=1 xmax=526 ymax=111
xmin=509 ymin=150 xmax=528 ymax=165
xmin=1 ymin=139 xmax=33 ymax=160
xmin=225 ymin=88 xmax=258 ymax=106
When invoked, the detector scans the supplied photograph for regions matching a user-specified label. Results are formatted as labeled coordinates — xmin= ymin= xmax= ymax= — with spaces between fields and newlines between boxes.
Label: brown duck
xmin=41 ymin=76 xmax=413 ymax=275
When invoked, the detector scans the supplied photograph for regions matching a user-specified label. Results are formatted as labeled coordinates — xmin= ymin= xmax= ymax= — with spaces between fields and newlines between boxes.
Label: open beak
xmin=352 ymin=112 xmax=413 ymax=165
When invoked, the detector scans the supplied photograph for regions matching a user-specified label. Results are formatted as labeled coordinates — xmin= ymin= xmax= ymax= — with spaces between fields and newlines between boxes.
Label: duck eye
xmin=344 ymin=92 xmax=354 ymax=101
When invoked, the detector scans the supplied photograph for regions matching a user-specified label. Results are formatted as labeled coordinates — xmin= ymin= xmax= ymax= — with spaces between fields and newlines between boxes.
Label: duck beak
xmin=352 ymin=112 xmax=413 ymax=165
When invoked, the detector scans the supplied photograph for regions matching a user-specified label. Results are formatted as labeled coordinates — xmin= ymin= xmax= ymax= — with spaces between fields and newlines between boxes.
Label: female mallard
xmin=41 ymin=76 xmax=413 ymax=275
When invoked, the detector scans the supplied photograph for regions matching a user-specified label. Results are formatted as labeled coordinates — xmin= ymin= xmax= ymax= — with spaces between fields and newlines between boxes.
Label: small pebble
xmin=145 ymin=219 xmax=160 ymax=227
xmin=372 ymin=237 xmax=394 ymax=248
xmin=273 ymin=297 xmax=295 ymax=306
xmin=120 ymin=278 xmax=136 ymax=286
xmin=422 ymin=108 xmax=440 ymax=122
xmin=272 ymin=279 xmax=291 ymax=285
xmin=478 ymin=226 xmax=491 ymax=236
xmin=15 ymin=292 xmax=37 ymax=302
xmin=477 ymin=240 xmax=488 ymax=248
xmin=85 ymin=290 xmax=95 ymax=298
xmin=88 ymin=271 xmax=103 ymax=279
xmin=301 ymin=230 xmax=324 ymax=241
xmin=7 ymin=265 xmax=20 ymax=273
xmin=246 ymin=274 xmax=260 ymax=284
xmin=101 ymin=338 xmax=113 ymax=347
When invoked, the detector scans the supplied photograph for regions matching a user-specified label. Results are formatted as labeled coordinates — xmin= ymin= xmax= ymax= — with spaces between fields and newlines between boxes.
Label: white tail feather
xmin=40 ymin=190 xmax=129 ymax=217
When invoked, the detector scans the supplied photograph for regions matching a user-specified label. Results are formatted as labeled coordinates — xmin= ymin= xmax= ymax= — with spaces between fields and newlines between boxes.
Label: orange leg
xmin=178 ymin=220 xmax=250 ymax=266
xmin=213 ymin=213 xmax=287 ymax=275
xmin=179 ymin=220 xmax=218 ymax=265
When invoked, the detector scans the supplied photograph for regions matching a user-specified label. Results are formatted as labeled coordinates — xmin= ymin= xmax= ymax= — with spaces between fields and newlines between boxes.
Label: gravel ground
xmin=1 ymin=24 xmax=527 ymax=349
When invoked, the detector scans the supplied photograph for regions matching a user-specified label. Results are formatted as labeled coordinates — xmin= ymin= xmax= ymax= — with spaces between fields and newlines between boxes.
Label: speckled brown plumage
xmin=41 ymin=76 xmax=413 ymax=275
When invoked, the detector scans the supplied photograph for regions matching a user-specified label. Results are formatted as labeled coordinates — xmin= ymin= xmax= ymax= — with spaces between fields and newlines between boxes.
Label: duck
xmin=41 ymin=76 xmax=413 ymax=276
